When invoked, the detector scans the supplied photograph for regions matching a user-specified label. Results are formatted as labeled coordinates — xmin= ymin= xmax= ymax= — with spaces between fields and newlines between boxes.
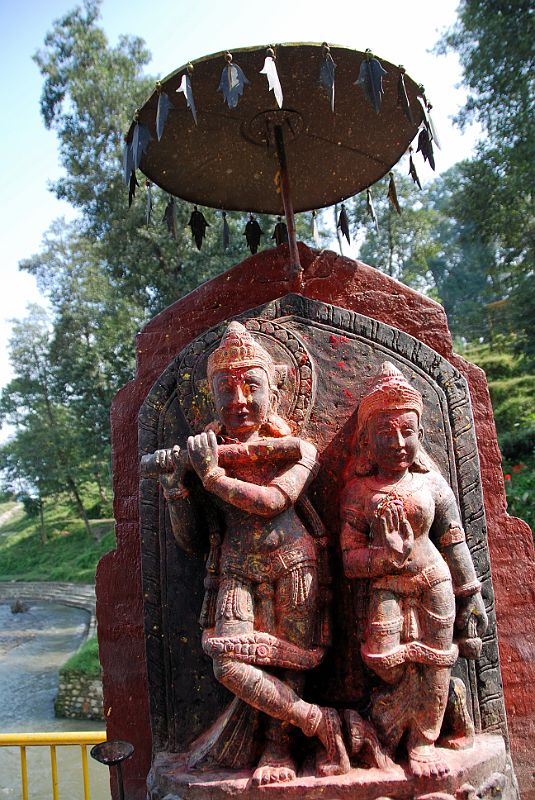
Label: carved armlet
xmin=454 ymin=579 xmax=482 ymax=598
xmin=437 ymin=525 xmax=466 ymax=548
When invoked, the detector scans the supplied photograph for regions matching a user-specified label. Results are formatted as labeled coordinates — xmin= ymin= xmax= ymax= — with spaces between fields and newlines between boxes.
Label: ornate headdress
xmin=357 ymin=361 xmax=423 ymax=431
xmin=207 ymin=321 xmax=274 ymax=383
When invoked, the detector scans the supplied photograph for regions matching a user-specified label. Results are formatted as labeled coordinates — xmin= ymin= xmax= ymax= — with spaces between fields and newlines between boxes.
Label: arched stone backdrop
xmin=96 ymin=243 xmax=534 ymax=800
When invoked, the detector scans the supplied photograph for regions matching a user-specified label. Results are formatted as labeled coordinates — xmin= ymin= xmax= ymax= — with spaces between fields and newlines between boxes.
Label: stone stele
xmin=95 ymin=244 xmax=534 ymax=800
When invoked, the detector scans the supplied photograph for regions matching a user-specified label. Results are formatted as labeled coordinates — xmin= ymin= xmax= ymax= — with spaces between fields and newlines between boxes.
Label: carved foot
xmin=409 ymin=745 xmax=451 ymax=779
xmin=343 ymin=709 xmax=395 ymax=770
xmin=315 ymin=707 xmax=351 ymax=777
xmin=251 ymin=742 xmax=297 ymax=786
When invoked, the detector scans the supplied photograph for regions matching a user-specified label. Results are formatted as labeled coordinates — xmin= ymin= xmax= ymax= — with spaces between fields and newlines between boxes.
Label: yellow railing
xmin=0 ymin=731 xmax=107 ymax=800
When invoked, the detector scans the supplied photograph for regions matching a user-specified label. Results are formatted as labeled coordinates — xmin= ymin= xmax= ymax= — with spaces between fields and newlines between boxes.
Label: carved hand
xmin=187 ymin=430 xmax=219 ymax=481
xmin=373 ymin=501 xmax=414 ymax=568
xmin=155 ymin=446 xmax=189 ymax=500
xmin=455 ymin=591 xmax=488 ymax=641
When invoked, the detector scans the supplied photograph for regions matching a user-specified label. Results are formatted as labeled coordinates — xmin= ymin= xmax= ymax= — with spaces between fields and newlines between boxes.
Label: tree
xmin=437 ymin=1 xmax=535 ymax=355
xmin=0 ymin=308 xmax=96 ymax=536
xmin=344 ymin=169 xmax=496 ymax=341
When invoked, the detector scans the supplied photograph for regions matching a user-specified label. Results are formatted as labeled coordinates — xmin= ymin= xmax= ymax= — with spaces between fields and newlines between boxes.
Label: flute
xmin=140 ymin=436 xmax=303 ymax=478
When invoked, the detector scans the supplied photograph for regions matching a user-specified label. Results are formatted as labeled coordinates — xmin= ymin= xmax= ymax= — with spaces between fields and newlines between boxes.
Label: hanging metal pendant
xmin=417 ymin=87 xmax=441 ymax=150
xmin=319 ymin=43 xmax=336 ymax=112
xmin=188 ymin=206 xmax=209 ymax=250
xmin=272 ymin=216 xmax=289 ymax=246
xmin=218 ymin=53 xmax=250 ymax=109
xmin=408 ymin=148 xmax=422 ymax=190
xmin=260 ymin=47 xmax=283 ymax=108
xmin=337 ymin=203 xmax=350 ymax=244
xmin=123 ymin=139 xmax=133 ymax=186
xmin=132 ymin=122 xmax=151 ymax=170
xmin=163 ymin=197 xmax=178 ymax=239
xmin=312 ymin=210 xmax=321 ymax=247
xmin=387 ymin=173 xmax=401 ymax=215
xmin=397 ymin=67 xmax=415 ymax=125
xmin=222 ymin=211 xmax=230 ymax=250
xmin=145 ymin=181 xmax=153 ymax=225
xmin=367 ymin=188 xmax=378 ymax=231
xmin=356 ymin=50 xmax=387 ymax=114
xmin=128 ymin=171 xmax=139 ymax=207
xmin=176 ymin=65 xmax=197 ymax=124
xmin=417 ymin=127 xmax=436 ymax=171
xmin=156 ymin=86 xmax=173 ymax=141
xmin=244 ymin=214 xmax=263 ymax=254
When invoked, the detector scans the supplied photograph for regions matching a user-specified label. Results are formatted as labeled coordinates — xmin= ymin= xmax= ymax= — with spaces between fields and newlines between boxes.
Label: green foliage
xmin=499 ymin=427 xmax=535 ymax=462
xmin=60 ymin=635 xmax=101 ymax=677
xmin=438 ymin=1 xmax=535 ymax=360
xmin=0 ymin=497 xmax=114 ymax=583
xmin=502 ymin=457 xmax=535 ymax=532
xmin=488 ymin=375 xmax=535 ymax=430
xmin=347 ymin=168 xmax=496 ymax=340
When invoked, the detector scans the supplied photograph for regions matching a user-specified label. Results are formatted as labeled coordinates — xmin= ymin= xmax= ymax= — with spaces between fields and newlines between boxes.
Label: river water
xmin=0 ymin=602 xmax=110 ymax=799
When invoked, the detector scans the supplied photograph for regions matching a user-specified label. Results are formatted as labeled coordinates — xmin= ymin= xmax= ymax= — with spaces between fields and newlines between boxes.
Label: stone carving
xmin=138 ymin=296 xmax=515 ymax=799
xmin=340 ymin=362 xmax=488 ymax=777
xmin=151 ymin=322 xmax=350 ymax=785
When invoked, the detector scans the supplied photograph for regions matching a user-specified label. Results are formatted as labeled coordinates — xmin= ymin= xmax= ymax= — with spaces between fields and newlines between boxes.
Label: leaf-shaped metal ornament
xmin=408 ymin=150 xmax=422 ymax=190
xmin=189 ymin=206 xmax=209 ymax=250
xmin=397 ymin=68 xmax=415 ymax=125
xmin=218 ymin=55 xmax=250 ymax=109
xmin=177 ymin=71 xmax=197 ymax=125
xmin=319 ymin=44 xmax=336 ymax=112
xmin=260 ymin=49 xmax=283 ymax=109
xmin=417 ymin=128 xmax=436 ymax=171
xmin=132 ymin=123 xmax=151 ymax=170
xmin=356 ymin=50 xmax=387 ymax=114
xmin=417 ymin=89 xmax=441 ymax=150
xmin=337 ymin=203 xmax=350 ymax=244
xmin=128 ymin=171 xmax=139 ymax=208
xmin=145 ymin=181 xmax=153 ymax=225
xmin=312 ymin=210 xmax=321 ymax=247
xmin=244 ymin=215 xmax=263 ymax=254
xmin=122 ymin=140 xmax=133 ymax=186
xmin=222 ymin=211 xmax=230 ymax=250
xmin=387 ymin=173 xmax=401 ymax=215
xmin=272 ymin=217 xmax=289 ymax=246
xmin=367 ymin=188 xmax=378 ymax=231
xmin=163 ymin=197 xmax=178 ymax=239
xmin=156 ymin=91 xmax=173 ymax=141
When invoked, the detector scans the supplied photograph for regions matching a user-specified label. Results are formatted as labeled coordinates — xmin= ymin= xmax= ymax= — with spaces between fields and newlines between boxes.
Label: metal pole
xmin=274 ymin=125 xmax=303 ymax=291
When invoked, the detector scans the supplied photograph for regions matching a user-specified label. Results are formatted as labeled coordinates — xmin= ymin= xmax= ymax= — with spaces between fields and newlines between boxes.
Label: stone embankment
xmin=0 ymin=581 xmax=103 ymax=720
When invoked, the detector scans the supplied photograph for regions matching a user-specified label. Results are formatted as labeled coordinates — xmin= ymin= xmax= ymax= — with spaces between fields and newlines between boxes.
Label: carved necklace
xmin=368 ymin=472 xmax=413 ymax=518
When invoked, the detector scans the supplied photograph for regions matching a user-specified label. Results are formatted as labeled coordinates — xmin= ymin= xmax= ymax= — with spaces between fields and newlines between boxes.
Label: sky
xmin=0 ymin=0 xmax=480 ymax=394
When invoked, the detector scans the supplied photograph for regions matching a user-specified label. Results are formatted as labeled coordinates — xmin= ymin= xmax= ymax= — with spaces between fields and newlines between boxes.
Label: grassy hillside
xmin=0 ymin=498 xmax=114 ymax=583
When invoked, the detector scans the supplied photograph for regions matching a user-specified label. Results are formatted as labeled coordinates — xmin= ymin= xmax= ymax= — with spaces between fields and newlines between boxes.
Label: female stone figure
xmin=157 ymin=321 xmax=349 ymax=785
xmin=340 ymin=362 xmax=488 ymax=778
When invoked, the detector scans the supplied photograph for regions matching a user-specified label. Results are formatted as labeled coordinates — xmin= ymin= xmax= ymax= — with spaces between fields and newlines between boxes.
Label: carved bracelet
xmin=454 ymin=579 xmax=482 ymax=598
xmin=164 ymin=487 xmax=185 ymax=502
xmin=203 ymin=467 xmax=226 ymax=492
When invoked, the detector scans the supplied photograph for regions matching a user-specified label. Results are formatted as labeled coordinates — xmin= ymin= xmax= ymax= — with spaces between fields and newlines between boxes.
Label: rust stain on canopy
xmin=130 ymin=43 xmax=424 ymax=214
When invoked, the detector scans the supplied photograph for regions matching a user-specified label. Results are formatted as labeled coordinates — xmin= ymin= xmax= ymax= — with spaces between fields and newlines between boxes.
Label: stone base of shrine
xmin=148 ymin=734 xmax=516 ymax=800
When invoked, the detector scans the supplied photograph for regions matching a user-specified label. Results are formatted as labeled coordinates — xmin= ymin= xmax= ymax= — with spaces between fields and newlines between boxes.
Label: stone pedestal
xmin=148 ymin=736 xmax=510 ymax=800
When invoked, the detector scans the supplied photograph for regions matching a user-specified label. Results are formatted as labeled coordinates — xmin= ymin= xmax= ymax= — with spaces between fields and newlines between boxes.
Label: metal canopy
xmin=131 ymin=43 xmax=424 ymax=215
